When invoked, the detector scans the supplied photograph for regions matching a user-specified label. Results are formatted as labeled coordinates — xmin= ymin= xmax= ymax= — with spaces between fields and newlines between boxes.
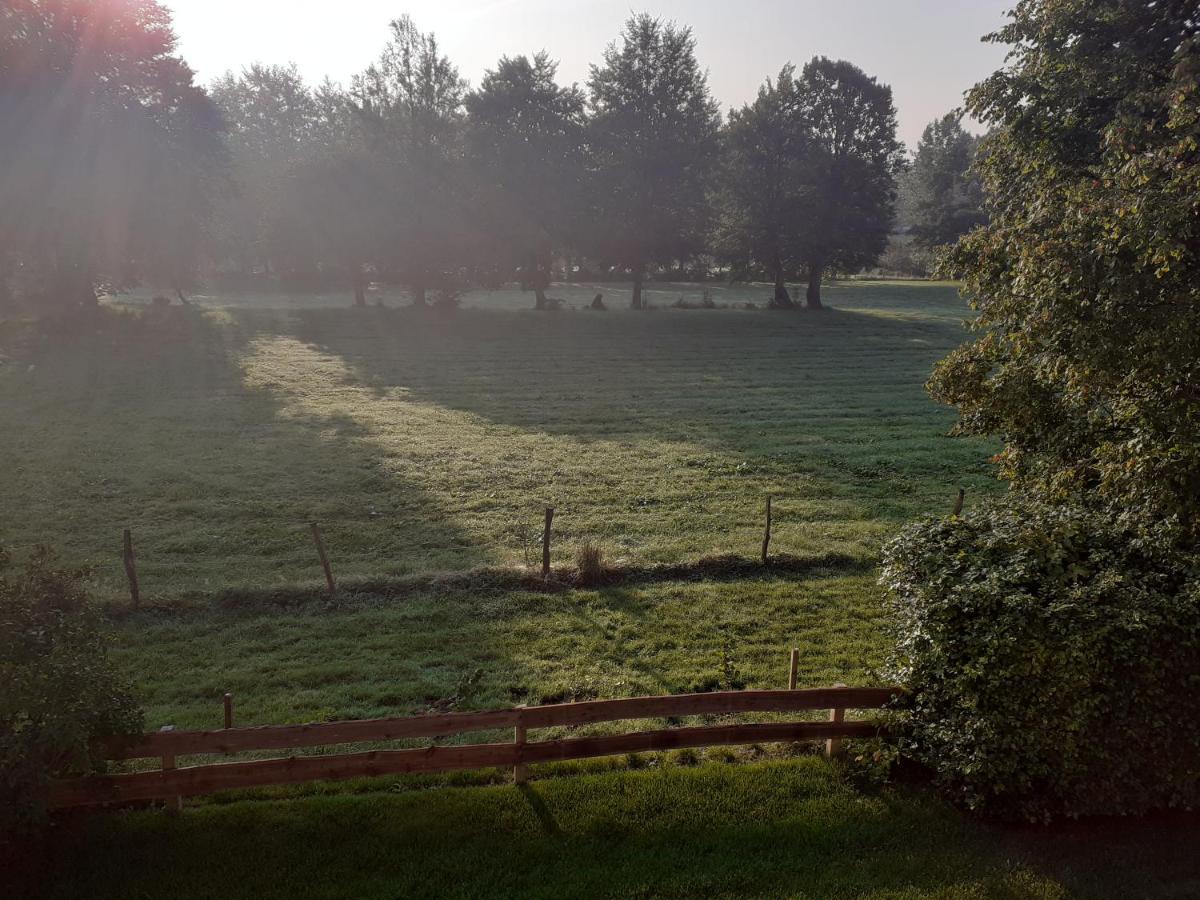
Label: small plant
xmin=718 ymin=625 xmax=746 ymax=691
xmin=516 ymin=523 xmax=538 ymax=570
xmin=575 ymin=541 xmax=607 ymax=586
xmin=671 ymin=748 xmax=700 ymax=766
xmin=1 ymin=548 xmax=143 ymax=831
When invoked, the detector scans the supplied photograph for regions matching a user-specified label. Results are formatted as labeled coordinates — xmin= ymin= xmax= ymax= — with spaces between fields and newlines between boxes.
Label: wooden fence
xmin=49 ymin=685 xmax=899 ymax=810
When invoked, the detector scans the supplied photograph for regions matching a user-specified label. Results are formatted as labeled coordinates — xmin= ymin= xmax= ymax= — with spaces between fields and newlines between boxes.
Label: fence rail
xmin=51 ymin=686 xmax=899 ymax=810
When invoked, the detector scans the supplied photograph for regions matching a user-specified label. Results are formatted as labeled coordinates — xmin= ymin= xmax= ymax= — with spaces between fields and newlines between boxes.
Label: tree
xmin=351 ymin=15 xmax=469 ymax=306
xmin=902 ymin=113 xmax=985 ymax=249
xmin=0 ymin=0 xmax=225 ymax=312
xmin=271 ymin=146 xmax=389 ymax=305
xmin=717 ymin=65 xmax=810 ymax=307
xmin=466 ymin=53 xmax=586 ymax=309
xmin=208 ymin=63 xmax=321 ymax=277
xmin=933 ymin=0 xmax=1200 ymax=541
xmin=587 ymin=15 xmax=721 ymax=309
xmin=791 ymin=58 xmax=903 ymax=308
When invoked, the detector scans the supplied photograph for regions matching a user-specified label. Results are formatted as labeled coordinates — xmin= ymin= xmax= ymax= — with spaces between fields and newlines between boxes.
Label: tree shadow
xmin=0 ymin=305 xmax=483 ymax=601
xmin=281 ymin=297 xmax=995 ymax=535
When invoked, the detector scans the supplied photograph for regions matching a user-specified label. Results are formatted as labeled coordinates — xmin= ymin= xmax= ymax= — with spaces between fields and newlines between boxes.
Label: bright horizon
xmin=162 ymin=0 xmax=1012 ymax=148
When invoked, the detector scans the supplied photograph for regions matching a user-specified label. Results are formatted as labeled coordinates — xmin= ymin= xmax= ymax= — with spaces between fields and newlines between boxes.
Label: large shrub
xmin=934 ymin=1 xmax=1200 ymax=539
xmin=882 ymin=500 xmax=1200 ymax=822
xmin=0 ymin=549 xmax=142 ymax=830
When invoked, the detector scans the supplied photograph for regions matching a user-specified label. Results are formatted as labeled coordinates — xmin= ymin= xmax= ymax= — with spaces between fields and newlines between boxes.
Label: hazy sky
xmin=164 ymin=0 xmax=1013 ymax=148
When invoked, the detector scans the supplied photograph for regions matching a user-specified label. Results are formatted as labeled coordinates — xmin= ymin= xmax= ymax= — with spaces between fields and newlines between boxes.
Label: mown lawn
xmin=0 ymin=280 xmax=993 ymax=602
xmin=15 ymin=759 xmax=1199 ymax=899
xmin=6 ymin=282 xmax=1200 ymax=898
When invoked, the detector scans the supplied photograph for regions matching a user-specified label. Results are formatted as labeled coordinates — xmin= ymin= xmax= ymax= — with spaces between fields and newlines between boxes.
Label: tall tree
xmin=466 ymin=53 xmax=586 ymax=309
xmin=717 ymin=65 xmax=810 ymax=307
xmin=933 ymin=0 xmax=1200 ymax=540
xmin=587 ymin=15 xmax=721 ymax=309
xmin=792 ymin=57 xmax=903 ymax=308
xmin=902 ymin=113 xmax=985 ymax=249
xmin=0 ymin=0 xmax=225 ymax=312
xmin=351 ymin=15 xmax=469 ymax=306
xmin=209 ymin=63 xmax=320 ymax=276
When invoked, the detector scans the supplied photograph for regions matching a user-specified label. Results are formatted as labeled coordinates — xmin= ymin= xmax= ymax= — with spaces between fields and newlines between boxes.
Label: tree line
xmin=0 ymin=1 xmax=984 ymax=314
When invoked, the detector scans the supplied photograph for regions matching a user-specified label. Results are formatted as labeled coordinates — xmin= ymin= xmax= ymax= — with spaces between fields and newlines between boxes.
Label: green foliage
xmin=0 ymin=549 xmax=142 ymax=830
xmin=209 ymin=63 xmax=338 ymax=282
xmin=789 ymin=57 xmax=904 ymax=307
xmin=901 ymin=113 xmax=985 ymax=249
xmin=719 ymin=58 xmax=903 ymax=308
xmin=466 ymin=53 xmax=586 ymax=308
xmin=586 ymin=15 xmax=721 ymax=308
xmin=934 ymin=0 xmax=1200 ymax=540
xmin=0 ymin=0 xmax=226 ymax=309
xmin=882 ymin=499 xmax=1200 ymax=821
xmin=350 ymin=15 xmax=471 ymax=304
xmin=717 ymin=65 xmax=810 ymax=306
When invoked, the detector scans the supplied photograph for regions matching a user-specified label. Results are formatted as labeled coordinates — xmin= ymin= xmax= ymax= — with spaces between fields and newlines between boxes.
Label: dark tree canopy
xmin=0 ymin=0 xmax=226 ymax=310
xmin=717 ymin=65 xmax=810 ymax=307
xmin=587 ymin=14 xmax=721 ymax=308
xmin=933 ymin=0 xmax=1200 ymax=540
xmin=466 ymin=53 xmax=586 ymax=308
xmin=902 ymin=113 xmax=986 ymax=249
xmin=790 ymin=57 xmax=903 ymax=307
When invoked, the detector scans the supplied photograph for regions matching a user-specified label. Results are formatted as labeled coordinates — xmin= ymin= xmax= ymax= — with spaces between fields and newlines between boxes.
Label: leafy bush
xmin=881 ymin=499 xmax=1200 ymax=822
xmin=0 ymin=549 xmax=142 ymax=830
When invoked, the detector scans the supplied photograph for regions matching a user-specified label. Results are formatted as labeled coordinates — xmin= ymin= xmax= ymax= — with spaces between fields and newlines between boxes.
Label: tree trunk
xmin=806 ymin=262 xmax=824 ymax=310
xmin=631 ymin=263 xmax=645 ymax=309
xmin=352 ymin=265 xmax=366 ymax=306
xmin=772 ymin=267 xmax=794 ymax=308
xmin=532 ymin=253 xmax=549 ymax=309
xmin=58 ymin=266 xmax=97 ymax=311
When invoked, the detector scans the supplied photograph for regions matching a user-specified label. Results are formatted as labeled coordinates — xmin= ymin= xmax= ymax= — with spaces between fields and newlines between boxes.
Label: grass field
xmin=0 ymin=279 xmax=992 ymax=601
xmin=6 ymin=280 xmax=1200 ymax=898
xmin=1 ymin=278 xmax=994 ymax=730
xmin=17 ymin=760 xmax=1200 ymax=899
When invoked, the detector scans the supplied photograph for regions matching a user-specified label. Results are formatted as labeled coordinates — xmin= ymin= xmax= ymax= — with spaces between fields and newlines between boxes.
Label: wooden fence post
xmin=541 ymin=507 xmax=554 ymax=578
xmin=310 ymin=522 xmax=336 ymax=596
xmin=122 ymin=528 xmax=140 ymax=608
xmin=826 ymin=682 xmax=847 ymax=757
xmin=513 ymin=708 xmax=528 ymax=784
xmin=761 ymin=495 xmax=772 ymax=565
xmin=952 ymin=488 xmax=965 ymax=516
xmin=788 ymin=648 xmax=799 ymax=691
xmin=223 ymin=693 xmax=234 ymax=730
xmin=162 ymin=752 xmax=181 ymax=813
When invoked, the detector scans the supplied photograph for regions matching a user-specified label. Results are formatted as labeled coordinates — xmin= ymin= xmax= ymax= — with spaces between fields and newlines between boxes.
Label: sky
xmin=163 ymin=0 xmax=1013 ymax=149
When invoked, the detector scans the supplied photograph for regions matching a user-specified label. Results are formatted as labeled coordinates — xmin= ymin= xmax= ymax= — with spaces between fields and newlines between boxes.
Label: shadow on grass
xmin=11 ymin=758 xmax=1200 ymax=899
xmin=0 ymin=305 xmax=484 ymax=599
xmin=282 ymin=301 xmax=997 ymax=528
xmin=133 ymin=549 xmax=873 ymax=617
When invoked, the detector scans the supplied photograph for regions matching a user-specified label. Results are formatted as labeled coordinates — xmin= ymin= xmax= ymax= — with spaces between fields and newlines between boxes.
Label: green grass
xmin=6 ymin=281 xmax=1200 ymax=897
xmin=18 ymin=759 xmax=1200 ymax=899
xmin=0 ymin=279 xmax=993 ymax=602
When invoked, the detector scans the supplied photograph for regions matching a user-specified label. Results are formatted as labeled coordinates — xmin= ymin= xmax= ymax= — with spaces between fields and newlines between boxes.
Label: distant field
xmin=0 ymin=279 xmax=993 ymax=602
